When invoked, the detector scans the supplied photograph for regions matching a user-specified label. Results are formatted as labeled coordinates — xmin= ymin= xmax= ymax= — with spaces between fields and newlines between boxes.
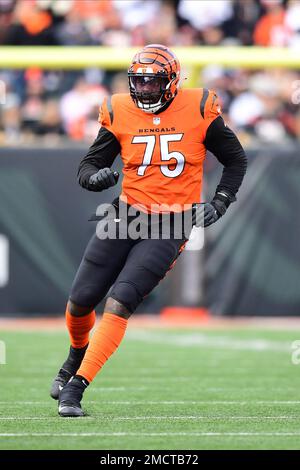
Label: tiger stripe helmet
xmin=128 ymin=44 xmax=181 ymax=113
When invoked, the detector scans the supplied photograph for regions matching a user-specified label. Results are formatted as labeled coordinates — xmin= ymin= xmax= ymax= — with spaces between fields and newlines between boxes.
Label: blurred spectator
xmin=285 ymin=0 xmax=300 ymax=48
xmin=110 ymin=72 xmax=129 ymax=94
xmin=3 ymin=0 xmax=57 ymax=45
xmin=35 ymin=99 xmax=65 ymax=137
xmin=0 ymin=90 xmax=21 ymax=145
xmin=60 ymin=78 xmax=108 ymax=140
xmin=21 ymin=68 xmax=45 ymax=134
xmin=1 ymin=0 xmax=300 ymax=48
xmin=201 ymin=66 xmax=300 ymax=144
xmin=253 ymin=0 xmax=289 ymax=46
xmin=112 ymin=0 xmax=161 ymax=30
xmin=55 ymin=7 xmax=93 ymax=46
xmin=0 ymin=0 xmax=16 ymax=43
xmin=222 ymin=0 xmax=262 ymax=45
xmin=178 ymin=0 xmax=233 ymax=38
xmin=144 ymin=2 xmax=177 ymax=46
xmin=1 ymin=0 xmax=300 ymax=146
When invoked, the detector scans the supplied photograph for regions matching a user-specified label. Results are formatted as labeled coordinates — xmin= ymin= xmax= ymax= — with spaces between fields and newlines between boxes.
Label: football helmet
xmin=128 ymin=44 xmax=180 ymax=113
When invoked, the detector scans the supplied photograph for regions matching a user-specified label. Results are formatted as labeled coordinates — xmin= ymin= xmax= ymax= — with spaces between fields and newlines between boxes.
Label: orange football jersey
xmin=98 ymin=88 xmax=221 ymax=212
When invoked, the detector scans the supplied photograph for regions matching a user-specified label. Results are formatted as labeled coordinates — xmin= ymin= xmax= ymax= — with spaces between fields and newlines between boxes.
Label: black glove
xmin=89 ymin=168 xmax=119 ymax=192
xmin=192 ymin=191 xmax=236 ymax=228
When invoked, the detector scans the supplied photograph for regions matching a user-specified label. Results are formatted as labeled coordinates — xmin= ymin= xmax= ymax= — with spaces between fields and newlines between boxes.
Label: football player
xmin=50 ymin=44 xmax=247 ymax=417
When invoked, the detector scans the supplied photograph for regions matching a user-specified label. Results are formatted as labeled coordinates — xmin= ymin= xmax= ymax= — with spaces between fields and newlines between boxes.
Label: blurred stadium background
xmin=1 ymin=0 xmax=300 ymax=452
xmin=1 ymin=0 xmax=300 ymax=317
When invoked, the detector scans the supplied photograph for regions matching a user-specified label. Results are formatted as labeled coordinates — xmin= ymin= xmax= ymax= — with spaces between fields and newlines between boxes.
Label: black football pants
xmin=69 ymin=231 xmax=187 ymax=313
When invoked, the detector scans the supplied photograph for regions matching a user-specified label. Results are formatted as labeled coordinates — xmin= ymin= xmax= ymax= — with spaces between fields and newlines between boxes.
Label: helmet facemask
xmin=128 ymin=73 xmax=173 ymax=113
xmin=128 ymin=44 xmax=180 ymax=113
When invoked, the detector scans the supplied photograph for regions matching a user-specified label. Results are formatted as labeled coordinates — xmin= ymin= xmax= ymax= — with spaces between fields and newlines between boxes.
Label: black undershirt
xmin=77 ymin=115 xmax=247 ymax=198
xmin=77 ymin=127 xmax=121 ymax=191
xmin=204 ymin=116 xmax=247 ymax=199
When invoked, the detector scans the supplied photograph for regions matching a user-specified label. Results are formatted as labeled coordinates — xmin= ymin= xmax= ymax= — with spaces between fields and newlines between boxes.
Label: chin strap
xmin=138 ymin=100 xmax=163 ymax=114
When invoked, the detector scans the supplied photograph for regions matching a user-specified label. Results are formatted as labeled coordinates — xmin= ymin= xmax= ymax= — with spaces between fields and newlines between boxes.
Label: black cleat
xmin=50 ymin=368 xmax=73 ymax=400
xmin=50 ymin=345 xmax=88 ymax=400
xmin=58 ymin=375 xmax=89 ymax=417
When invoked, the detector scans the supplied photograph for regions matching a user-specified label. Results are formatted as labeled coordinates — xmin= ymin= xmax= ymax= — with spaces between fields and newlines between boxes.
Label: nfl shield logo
xmin=153 ymin=117 xmax=160 ymax=125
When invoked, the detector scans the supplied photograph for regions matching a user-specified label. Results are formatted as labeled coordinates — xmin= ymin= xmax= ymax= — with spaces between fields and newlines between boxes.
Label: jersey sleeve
xmin=205 ymin=90 xmax=222 ymax=120
xmin=200 ymin=89 xmax=222 ymax=140
xmin=98 ymin=96 xmax=118 ymax=138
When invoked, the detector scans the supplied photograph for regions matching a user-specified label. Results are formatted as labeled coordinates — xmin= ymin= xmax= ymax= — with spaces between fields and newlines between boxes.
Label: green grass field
xmin=1 ymin=325 xmax=300 ymax=450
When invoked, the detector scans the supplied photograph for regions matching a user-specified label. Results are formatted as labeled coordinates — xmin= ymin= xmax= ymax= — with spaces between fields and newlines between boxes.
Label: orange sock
xmin=77 ymin=312 xmax=128 ymax=383
xmin=66 ymin=307 xmax=96 ymax=349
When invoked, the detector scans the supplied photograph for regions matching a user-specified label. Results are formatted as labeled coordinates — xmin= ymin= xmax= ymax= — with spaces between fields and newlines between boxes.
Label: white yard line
xmin=4 ymin=376 xmax=193 ymax=383
xmin=0 ymin=432 xmax=300 ymax=437
xmin=127 ymin=331 xmax=292 ymax=352
xmin=0 ymin=415 xmax=298 ymax=421
xmin=90 ymin=387 xmax=148 ymax=392
xmin=1 ymin=400 xmax=300 ymax=405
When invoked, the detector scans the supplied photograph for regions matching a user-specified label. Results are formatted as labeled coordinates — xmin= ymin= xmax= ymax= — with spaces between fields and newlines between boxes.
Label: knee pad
xmin=69 ymin=284 xmax=100 ymax=311
xmin=110 ymin=281 xmax=142 ymax=314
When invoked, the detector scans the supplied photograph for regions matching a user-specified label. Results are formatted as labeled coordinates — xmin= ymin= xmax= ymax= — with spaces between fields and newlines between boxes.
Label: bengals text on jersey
xmin=98 ymin=88 xmax=222 ymax=212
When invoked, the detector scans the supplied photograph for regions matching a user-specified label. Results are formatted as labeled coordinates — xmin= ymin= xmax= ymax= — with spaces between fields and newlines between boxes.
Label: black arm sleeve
xmin=204 ymin=116 xmax=247 ymax=199
xmin=77 ymin=127 xmax=121 ymax=190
